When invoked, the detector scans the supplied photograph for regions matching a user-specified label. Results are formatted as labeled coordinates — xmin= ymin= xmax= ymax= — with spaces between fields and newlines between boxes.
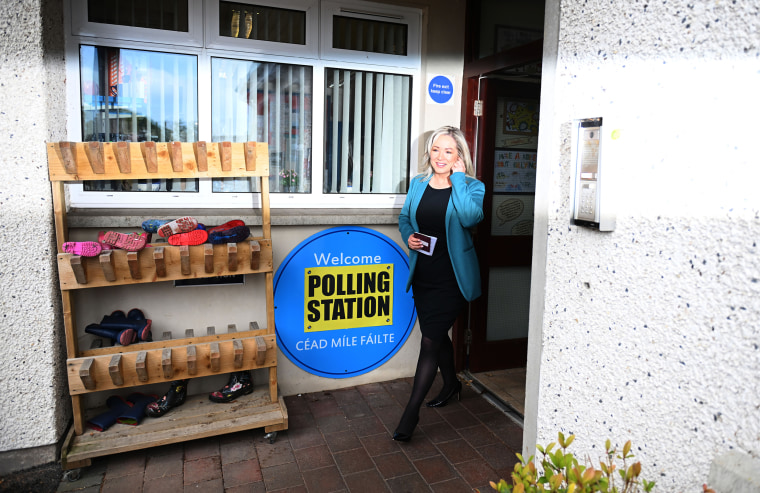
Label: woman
xmin=394 ymin=126 xmax=484 ymax=441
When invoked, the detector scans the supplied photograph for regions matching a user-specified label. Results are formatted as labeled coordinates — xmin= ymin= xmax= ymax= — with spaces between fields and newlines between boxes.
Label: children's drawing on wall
xmin=493 ymin=149 xmax=537 ymax=193
xmin=496 ymin=98 xmax=539 ymax=148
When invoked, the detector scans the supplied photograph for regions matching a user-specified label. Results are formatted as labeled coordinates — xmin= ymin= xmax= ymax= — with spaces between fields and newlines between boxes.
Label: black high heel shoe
xmin=425 ymin=380 xmax=462 ymax=408
xmin=392 ymin=415 xmax=419 ymax=442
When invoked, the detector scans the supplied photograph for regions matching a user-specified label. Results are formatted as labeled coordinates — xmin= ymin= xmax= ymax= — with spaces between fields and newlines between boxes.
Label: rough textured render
xmin=535 ymin=0 xmax=760 ymax=490
xmin=0 ymin=0 xmax=68 ymax=452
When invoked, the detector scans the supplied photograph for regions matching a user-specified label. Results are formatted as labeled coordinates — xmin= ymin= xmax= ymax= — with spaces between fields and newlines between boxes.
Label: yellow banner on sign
xmin=304 ymin=264 xmax=393 ymax=333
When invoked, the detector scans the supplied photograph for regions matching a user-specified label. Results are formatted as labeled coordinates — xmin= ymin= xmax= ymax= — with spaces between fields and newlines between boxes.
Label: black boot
xmin=145 ymin=380 xmax=188 ymax=417
xmin=209 ymin=371 xmax=253 ymax=403
xmin=100 ymin=310 xmax=152 ymax=342
xmin=84 ymin=323 xmax=136 ymax=346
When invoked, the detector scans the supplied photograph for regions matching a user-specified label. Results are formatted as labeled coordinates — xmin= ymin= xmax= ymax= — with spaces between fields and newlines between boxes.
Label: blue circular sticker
xmin=274 ymin=226 xmax=416 ymax=378
xmin=428 ymin=75 xmax=454 ymax=104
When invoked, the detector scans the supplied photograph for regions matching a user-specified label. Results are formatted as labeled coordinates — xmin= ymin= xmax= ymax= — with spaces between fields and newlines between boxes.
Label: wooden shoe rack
xmin=46 ymin=141 xmax=288 ymax=471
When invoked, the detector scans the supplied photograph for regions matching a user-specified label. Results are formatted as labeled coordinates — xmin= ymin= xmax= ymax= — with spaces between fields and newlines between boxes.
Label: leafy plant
xmin=480 ymin=433 xmax=656 ymax=493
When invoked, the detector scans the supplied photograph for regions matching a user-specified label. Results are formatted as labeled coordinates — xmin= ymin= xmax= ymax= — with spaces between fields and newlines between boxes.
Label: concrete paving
xmin=56 ymin=377 xmax=523 ymax=492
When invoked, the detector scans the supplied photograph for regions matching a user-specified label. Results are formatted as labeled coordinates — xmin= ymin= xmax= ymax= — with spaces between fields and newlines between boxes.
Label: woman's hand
xmin=451 ymin=158 xmax=466 ymax=174
xmin=408 ymin=234 xmax=422 ymax=250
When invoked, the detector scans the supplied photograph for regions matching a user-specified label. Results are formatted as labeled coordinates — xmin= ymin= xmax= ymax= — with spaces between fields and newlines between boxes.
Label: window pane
xmin=219 ymin=2 xmax=305 ymax=45
xmin=332 ymin=16 xmax=407 ymax=56
xmin=324 ymin=69 xmax=410 ymax=194
xmin=80 ymin=45 xmax=199 ymax=192
xmin=87 ymin=0 xmax=189 ymax=32
xmin=211 ymin=58 xmax=312 ymax=193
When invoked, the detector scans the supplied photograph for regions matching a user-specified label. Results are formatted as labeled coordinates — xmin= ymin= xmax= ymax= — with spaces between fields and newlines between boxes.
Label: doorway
xmin=455 ymin=0 xmax=544 ymax=420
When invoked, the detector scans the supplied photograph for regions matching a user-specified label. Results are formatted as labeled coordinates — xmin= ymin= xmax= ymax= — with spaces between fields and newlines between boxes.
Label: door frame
xmin=454 ymin=29 xmax=543 ymax=374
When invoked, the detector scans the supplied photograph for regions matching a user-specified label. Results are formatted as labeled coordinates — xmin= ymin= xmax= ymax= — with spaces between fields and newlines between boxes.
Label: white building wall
xmin=0 ymin=0 xmax=69 ymax=462
xmin=528 ymin=0 xmax=760 ymax=490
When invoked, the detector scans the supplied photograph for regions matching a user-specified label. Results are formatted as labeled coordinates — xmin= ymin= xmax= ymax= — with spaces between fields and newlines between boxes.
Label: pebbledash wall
xmin=0 ymin=0 xmax=70 ymax=472
xmin=525 ymin=0 xmax=760 ymax=490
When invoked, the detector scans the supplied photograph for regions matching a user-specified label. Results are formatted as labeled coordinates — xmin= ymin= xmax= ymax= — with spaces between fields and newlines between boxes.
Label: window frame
xmin=70 ymin=0 xmax=205 ymax=47
xmin=64 ymin=0 xmax=421 ymax=209
xmin=205 ymin=0 xmax=319 ymax=59
xmin=320 ymin=0 xmax=421 ymax=69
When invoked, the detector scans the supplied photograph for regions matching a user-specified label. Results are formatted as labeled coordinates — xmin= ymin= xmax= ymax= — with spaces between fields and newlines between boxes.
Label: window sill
xmin=66 ymin=208 xmax=402 ymax=229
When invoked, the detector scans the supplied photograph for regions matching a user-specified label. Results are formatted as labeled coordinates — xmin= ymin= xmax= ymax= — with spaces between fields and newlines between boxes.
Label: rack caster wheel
xmin=264 ymin=431 xmax=278 ymax=444
xmin=63 ymin=468 xmax=82 ymax=482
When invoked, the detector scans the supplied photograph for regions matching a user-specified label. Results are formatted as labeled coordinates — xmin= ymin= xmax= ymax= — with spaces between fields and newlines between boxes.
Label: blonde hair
xmin=421 ymin=126 xmax=475 ymax=178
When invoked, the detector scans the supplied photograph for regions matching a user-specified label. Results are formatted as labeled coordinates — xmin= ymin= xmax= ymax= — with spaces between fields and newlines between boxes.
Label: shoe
xmin=97 ymin=231 xmax=114 ymax=250
xmin=157 ymin=216 xmax=198 ymax=238
xmin=392 ymin=415 xmax=419 ymax=442
xmin=62 ymin=241 xmax=102 ymax=257
xmin=145 ymin=380 xmax=188 ymax=417
xmin=425 ymin=380 xmax=462 ymax=408
xmin=84 ymin=323 xmax=137 ymax=346
xmin=208 ymin=225 xmax=250 ymax=244
xmin=167 ymin=229 xmax=208 ymax=246
xmin=99 ymin=311 xmax=152 ymax=342
xmin=196 ymin=223 xmax=206 ymax=231
xmin=102 ymin=231 xmax=148 ymax=251
xmin=209 ymin=371 xmax=253 ymax=403
xmin=141 ymin=219 xmax=169 ymax=233
xmin=87 ymin=395 xmax=131 ymax=432
xmin=117 ymin=393 xmax=158 ymax=426
xmin=207 ymin=220 xmax=245 ymax=234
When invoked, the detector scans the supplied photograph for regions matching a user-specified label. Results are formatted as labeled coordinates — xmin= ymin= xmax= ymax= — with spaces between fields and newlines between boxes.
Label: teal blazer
xmin=399 ymin=172 xmax=485 ymax=301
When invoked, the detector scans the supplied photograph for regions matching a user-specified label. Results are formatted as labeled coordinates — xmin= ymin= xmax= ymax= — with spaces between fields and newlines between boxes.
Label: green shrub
xmin=480 ymin=432 xmax=656 ymax=493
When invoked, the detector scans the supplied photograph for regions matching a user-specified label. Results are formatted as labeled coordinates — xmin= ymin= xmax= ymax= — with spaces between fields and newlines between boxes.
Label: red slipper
xmin=97 ymin=231 xmax=114 ymax=250
xmin=102 ymin=231 xmax=148 ymax=251
xmin=167 ymin=229 xmax=208 ymax=246
xmin=158 ymin=217 xmax=198 ymax=238
xmin=62 ymin=241 xmax=102 ymax=257
xmin=207 ymin=220 xmax=245 ymax=234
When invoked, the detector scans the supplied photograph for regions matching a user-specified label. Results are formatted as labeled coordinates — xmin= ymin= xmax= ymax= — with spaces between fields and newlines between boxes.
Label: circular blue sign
xmin=428 ymin=75 xmax=454 ymax=104
xmin=274 ymin=226 xmax=416 ymax=378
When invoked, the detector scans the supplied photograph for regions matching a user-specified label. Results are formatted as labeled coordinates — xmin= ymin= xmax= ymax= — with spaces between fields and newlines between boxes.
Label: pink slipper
xmin=158 ymin=217 xmax=198 ymax=238
xmin=167 ymin=229 xmax=208 ymax=246
xmin=102 ymin=231 xmax=148 ymax=251
xmin=97 ymin=231 xmax=114 ymax=250
xmin=62 ymin=241 xmax=102 ymax=257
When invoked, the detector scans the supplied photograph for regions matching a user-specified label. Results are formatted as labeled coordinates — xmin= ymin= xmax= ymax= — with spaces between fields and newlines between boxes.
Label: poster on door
xmin=493 ymin=149 xmax=537 ymax=193
xmin=491 ymin=195 xmax=534 ymax=236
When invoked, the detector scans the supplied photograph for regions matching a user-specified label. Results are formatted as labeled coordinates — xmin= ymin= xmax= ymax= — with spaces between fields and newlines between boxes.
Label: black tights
xmin=395 ymin=333 xmax=457 ymax=435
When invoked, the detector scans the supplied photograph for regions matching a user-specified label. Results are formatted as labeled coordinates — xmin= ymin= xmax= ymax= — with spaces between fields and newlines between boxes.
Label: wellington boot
xmin=84 ymin=323 xmax=136 ymax=346
xmin=99 ymin=312 xmax=152 ymax=342
xmin=209 ymin=371 xmax=253 ymax=403
xmin=145 ymin=380 xmax=188 ymax=417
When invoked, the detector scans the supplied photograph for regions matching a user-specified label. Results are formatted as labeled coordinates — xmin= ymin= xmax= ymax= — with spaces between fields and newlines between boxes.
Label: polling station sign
xmin=274 ymin=227 xmax=416 ymax=378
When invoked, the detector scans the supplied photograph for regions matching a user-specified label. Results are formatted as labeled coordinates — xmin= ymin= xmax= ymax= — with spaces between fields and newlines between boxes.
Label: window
xmin=324 ymin=68 xmax=410 ymax=194
xmin=211 ymin=58 xmax=312 ymax=194
xmin=218 ymin=2 xmax=306 ymax=44
xmin=80 ymin=46 xmax=199 ymax=193
xmin=65 ymin=0 xmax=420 ymax=208
xmin=87 ymin=0 xmax=190 ymax=31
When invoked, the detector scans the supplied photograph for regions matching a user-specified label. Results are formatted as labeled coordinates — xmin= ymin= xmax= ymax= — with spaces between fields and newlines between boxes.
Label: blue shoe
xmin=208 ymin=225 xmax=250 ymax=244
xmin=141 ymin=219 xmax=169 ymax=233
xmin=87 ymin=395 xmax=130 ymax=431
xmin=117 ymin=393 xmax=158 ymax=426
xmin=98 ymin=311 xmax=152 ymax=342
xmin=85 ymin=323 xmax=137 ymax=346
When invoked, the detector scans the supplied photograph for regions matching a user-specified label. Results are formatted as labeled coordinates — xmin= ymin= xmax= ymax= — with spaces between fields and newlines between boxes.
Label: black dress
xmin=411 ymin=184 xmax=466 ymax=341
